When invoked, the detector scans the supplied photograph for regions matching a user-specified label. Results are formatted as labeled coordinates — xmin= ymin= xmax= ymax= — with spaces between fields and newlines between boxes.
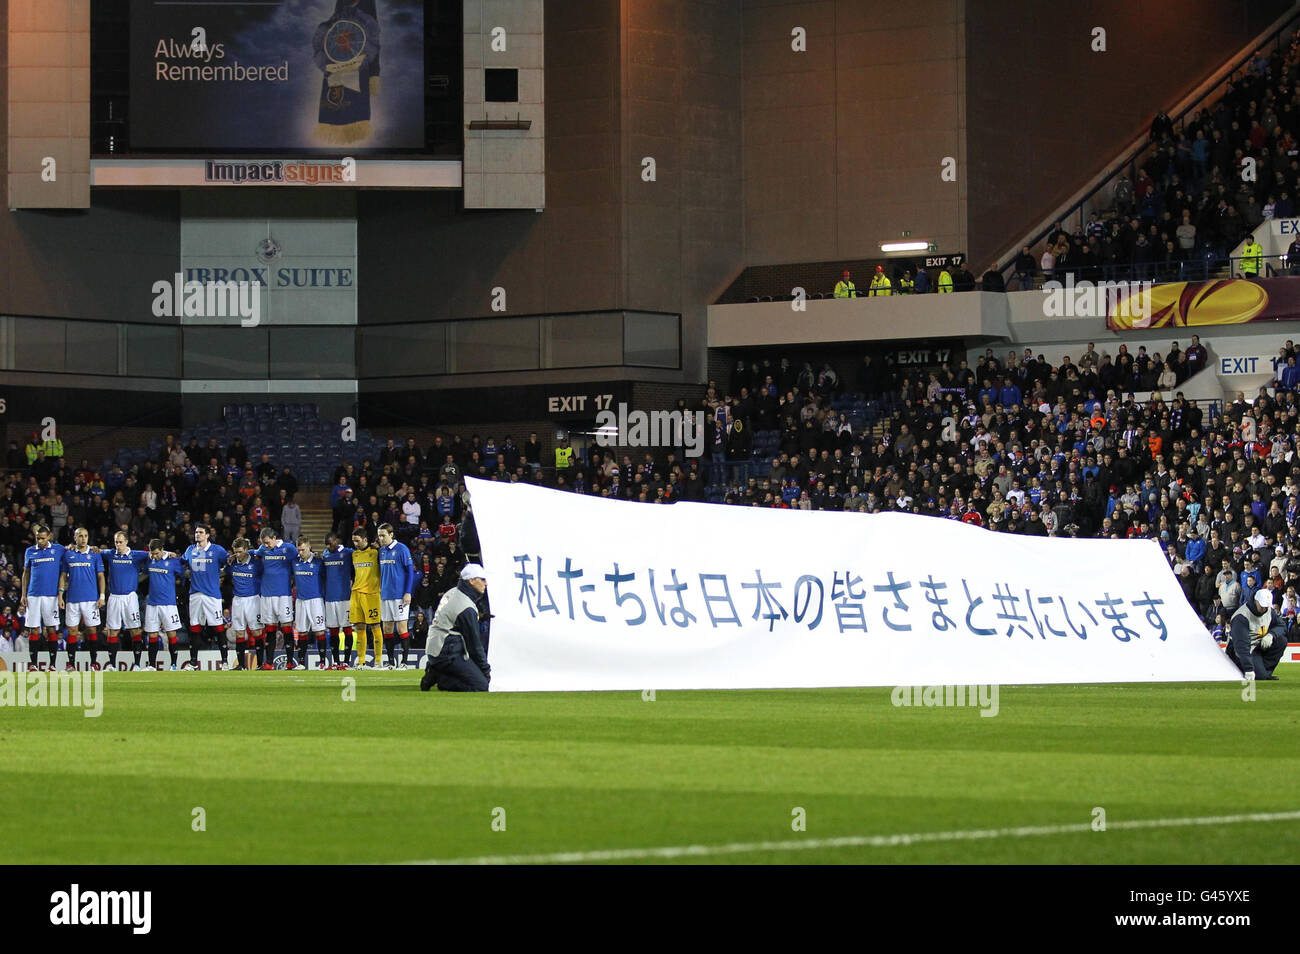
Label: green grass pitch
xmin=2 ymin=672 xmax=1297 ymax=864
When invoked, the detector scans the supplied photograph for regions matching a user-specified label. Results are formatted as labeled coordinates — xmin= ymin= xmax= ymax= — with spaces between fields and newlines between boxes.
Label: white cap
xmin=460 ymin=563 xmax=486 ymax=581
xmin=1255 ymin=589 xmax=1273 ymax=612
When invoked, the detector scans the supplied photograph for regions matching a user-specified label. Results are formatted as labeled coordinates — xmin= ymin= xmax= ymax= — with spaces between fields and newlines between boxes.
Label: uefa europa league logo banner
xmin=1104 ymin=278 xmax=1276 ymax=330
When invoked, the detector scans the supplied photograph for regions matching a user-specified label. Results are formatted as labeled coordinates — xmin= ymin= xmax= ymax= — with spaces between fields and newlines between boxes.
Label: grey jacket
xmin=425 ymin=580 xmax=490 ymax=677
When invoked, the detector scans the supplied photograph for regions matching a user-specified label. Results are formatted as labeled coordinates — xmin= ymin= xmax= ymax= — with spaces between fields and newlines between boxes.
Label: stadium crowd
xmin=1020 ymin=38 xmax=1300 ymax=289
xmin=829 ymin=41 xmax=1300 ymax=299
xmin=671 ymin=339 xmax=1300 ymax=646
xmin=5 ymin=336 xmax=1300 ymax=655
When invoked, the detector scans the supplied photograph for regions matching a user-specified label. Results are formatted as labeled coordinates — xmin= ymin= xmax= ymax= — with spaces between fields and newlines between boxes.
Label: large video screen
xmin=129 ymin=0 xmax=425 ymax=150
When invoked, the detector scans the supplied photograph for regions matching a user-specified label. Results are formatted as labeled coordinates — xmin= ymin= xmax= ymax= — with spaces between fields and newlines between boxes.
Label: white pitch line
xmin=395 ymin=809 xmax=1300 ymax=865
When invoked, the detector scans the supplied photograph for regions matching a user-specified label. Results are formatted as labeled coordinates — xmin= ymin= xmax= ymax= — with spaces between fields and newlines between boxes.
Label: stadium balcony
xmin=709 ymin=286 xmax=1007 ymax=352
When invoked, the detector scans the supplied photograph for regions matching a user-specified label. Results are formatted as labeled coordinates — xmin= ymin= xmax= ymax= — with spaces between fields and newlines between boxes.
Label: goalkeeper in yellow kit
xmin=349 ymin=529 xmax=383 ymax=668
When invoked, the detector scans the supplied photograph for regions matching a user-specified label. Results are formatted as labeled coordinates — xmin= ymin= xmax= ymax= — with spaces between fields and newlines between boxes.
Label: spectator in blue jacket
xmin=1240 ymin=559 xmax=1263 ymax=609
xmin=1184 ymin=527 xmax=1206 ymax=568
xmin=329 ymin=475 xmax=352 ymax=508
xmin=998 ymin=378 xmax=1022 ymax=409
xmin=1278 ymin=355 xmax=1300 ymax=391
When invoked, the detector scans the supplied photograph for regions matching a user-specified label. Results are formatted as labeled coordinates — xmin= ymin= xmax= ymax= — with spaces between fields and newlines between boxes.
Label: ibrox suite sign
xmin=204 ymin=159 xmax=353 ymax=185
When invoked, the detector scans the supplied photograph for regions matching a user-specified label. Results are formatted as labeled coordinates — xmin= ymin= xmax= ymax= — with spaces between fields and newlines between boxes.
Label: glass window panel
xmin=65 ymin=322 xmax=119 ymax=375
xmin=357 ymin=324 xmax=447 ymax=377
xmin=449 ymin=318 xmax=538 ymax=373
xmin=544 ymin=313 xmax=621 ymax=368
xmin=183 ymin=327 xmax=269 ymax=379
xmin=623 ymin=312 xmax=679 ymax=368
xmin=269 ymin=327 xmax=356 ymax=379
xmin=14 ymin=317 xmax=67 ymax=372
xmin=124 ymin=324 xmax=181 ymax=378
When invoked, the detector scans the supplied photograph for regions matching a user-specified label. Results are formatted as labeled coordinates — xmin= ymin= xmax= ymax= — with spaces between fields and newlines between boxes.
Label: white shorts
xmin=145 ymin=604 xmax=182 ymax=633
xmin=189 ymin=592 xmax=224 ymax=627
xmin=325 ymin=600 xmax=350 ymax=628
xmin=231 ymin=595 xmax=261 ymax=632
xmin=381 ymin=598 xmax=410 ymax=624
xmin=24 ymin=595 xmax=59 ymax=629
xmin=65 ymin=600 xmax=101 ymax=628
xmin=106 ymin=593 xmax=142 ymax=632
xmin=260 ymin=594 xmax=293 ymax=625
xmin=294 ymin=598 xmax=325 ymax=633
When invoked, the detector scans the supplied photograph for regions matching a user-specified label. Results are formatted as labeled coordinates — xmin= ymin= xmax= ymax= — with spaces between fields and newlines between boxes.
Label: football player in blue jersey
xmin=20 ymin=524 xmax=65 ymax=671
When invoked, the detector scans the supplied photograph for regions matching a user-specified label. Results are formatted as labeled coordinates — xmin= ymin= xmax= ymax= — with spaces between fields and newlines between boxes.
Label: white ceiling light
xmin=879 ymin=241 xmax=930 ymax=253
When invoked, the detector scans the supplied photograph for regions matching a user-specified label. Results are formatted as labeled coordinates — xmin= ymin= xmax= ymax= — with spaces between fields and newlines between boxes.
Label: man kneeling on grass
xmin=1229 ymin=588 xmax=1288 ymax=681
xmin=421 ymin=564 xmax=490 ymax=692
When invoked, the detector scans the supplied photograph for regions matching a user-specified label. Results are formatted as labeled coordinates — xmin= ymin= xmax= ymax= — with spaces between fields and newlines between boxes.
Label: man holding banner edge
xmin=420 ymin=564 xmax=490 ymax=692
xmin=1228 ymin=589 xmax=1288 ymax=680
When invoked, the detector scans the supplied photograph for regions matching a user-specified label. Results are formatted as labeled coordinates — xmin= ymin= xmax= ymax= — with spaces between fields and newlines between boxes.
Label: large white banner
xmin=467 ymin=477 xmax=1243 ymax=692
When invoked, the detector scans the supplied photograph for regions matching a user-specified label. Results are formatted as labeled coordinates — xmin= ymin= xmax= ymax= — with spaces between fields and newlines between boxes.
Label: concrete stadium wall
xmin=708 ymin=291 xmax=1008 ymax=349
xmin=739 ymin=0 xmax=966 ymax=267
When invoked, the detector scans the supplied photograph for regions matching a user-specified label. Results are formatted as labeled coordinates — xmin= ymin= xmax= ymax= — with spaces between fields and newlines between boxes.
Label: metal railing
xmin=1009 ymin=252 xmax=1295 ymax=291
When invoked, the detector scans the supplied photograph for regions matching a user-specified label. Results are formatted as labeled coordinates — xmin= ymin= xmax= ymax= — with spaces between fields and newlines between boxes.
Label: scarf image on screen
xmin=312 ymin=0 xmax=382 ymax=145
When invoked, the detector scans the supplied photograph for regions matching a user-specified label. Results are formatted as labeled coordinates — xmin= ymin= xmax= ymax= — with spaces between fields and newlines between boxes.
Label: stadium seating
xmin=94 ymin=403 xmax=404 ymax=487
